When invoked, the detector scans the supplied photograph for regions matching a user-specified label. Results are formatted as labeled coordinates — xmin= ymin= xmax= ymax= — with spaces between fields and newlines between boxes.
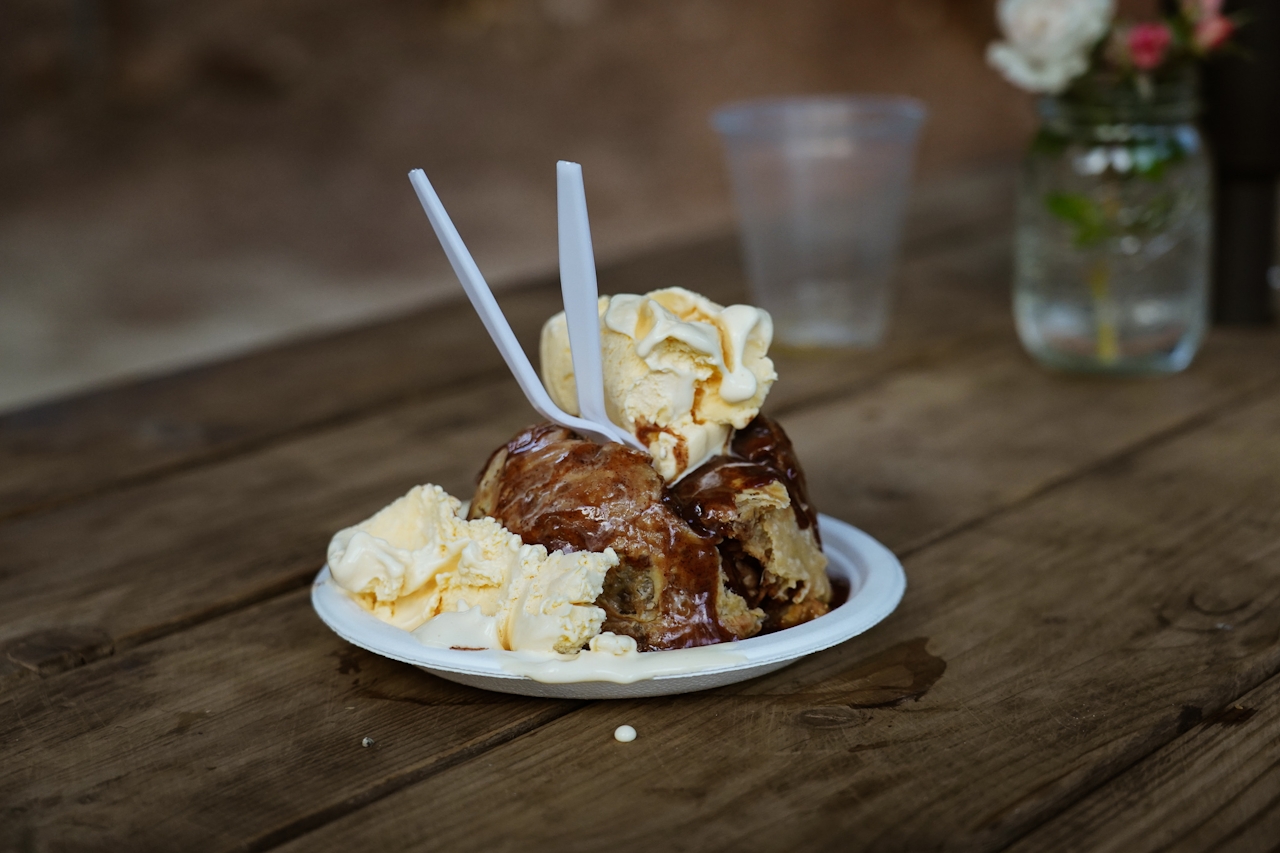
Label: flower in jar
xmin=987 ymin=0 xmax=1117 ymax=94
xmin=1126 ymin=22 xmax=1173 ymax=70
xmin=1195 ymin=14 xmax=1234 ymax=49
xmin=1182 ymin=0 xmax=1234 ymax=52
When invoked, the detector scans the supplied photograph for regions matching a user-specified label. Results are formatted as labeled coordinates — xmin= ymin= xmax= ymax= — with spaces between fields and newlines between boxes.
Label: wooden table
xmin=4 ymin=168 xmax=1280 ymax=853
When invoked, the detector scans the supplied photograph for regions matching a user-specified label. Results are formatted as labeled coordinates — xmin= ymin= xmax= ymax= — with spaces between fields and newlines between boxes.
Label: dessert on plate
xmin=327 ymin=286 xmax=831 ymax=657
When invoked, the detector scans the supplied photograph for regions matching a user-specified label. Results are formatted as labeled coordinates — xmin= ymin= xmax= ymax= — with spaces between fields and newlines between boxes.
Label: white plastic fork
xmin=408 ymin=168 xmax=640 ymax=449
xmin=556 ymin=161 xmax=644 ymax=450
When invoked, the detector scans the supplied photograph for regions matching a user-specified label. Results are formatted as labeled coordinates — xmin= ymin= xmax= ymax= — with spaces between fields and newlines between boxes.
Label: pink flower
xmin=1127 ymin=22 xmax=1172 ymax=70
xmin=1195 ymin=14 xmax=1233 ymax=50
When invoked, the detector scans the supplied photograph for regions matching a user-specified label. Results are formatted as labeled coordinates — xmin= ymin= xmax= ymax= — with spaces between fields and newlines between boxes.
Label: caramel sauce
xmin=716 ymin=536 xmax=768 ymax=607
xmin=729 ymin=415 xmax=819 ymax=536
xmin=635 ymin=422 xmax=688 ymax=472
xmin=478 ymin=423 xmax=733 ymax=651
xmin=671 ymin=414 xmax=821 ymax=545
xmin=473 ymin=415 xmax=830 ymax=651
xmin=670 ymin=415 xmax=831 ymax=632
xmin=634 ymin=422 xmax=664 ymax=449
xmin=828 ymin=576 xmax=851 ymax=609
xmin=672 ymin=459 xmax=781 ymax=537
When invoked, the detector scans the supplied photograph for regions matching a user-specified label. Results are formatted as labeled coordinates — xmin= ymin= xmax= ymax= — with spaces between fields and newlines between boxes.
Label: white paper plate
xmin=311 ymin=514 xmax=905 ymax=699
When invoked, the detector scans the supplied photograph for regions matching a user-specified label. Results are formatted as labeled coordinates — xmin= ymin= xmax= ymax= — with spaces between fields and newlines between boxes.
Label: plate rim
xmin=311 ymin=513 xmax=905 ymax=683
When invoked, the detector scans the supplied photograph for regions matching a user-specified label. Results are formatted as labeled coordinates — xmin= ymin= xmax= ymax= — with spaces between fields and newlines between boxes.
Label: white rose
xmin=986 ymin=0 xmax=1114 ymax=94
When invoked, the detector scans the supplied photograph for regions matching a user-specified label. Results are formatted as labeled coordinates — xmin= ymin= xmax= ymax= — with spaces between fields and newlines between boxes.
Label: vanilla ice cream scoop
xmin=540 ymin=287 xmax=776 ymax=482
xmin=327 ymin=484 xmax=618 ymax=654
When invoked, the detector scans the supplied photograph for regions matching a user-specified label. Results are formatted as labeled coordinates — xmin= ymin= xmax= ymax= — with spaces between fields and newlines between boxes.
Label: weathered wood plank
xmin=273 ymin=391 xmax=1280 ymax=853
xmin=0 ymin=271 xmax=572 ymax=521
xmin=0 ymin=232 xmax=1017 ymax=679
xmin=0 ymin=169 xmax=1015 ymax=521
xmin=0 ymin=588 xmax=577 ymax=853
xmin=1005 ymin=667 xmax=1280 ymax=853
xmin=3 ymin=332 xmax=1278 ymax=849
xmin=1 ymin=308 xmax=1276 ymax=685
xmin=783 ymin=330 xmax=1280 ymax=555
xmin=0 ymin=380 xmax=539 ymax=673
xmin=0 ymin=244 xmax=730 ymax=523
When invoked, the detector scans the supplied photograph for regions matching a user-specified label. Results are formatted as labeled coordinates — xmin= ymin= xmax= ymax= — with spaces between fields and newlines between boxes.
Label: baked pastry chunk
xmin=470 ymin=423 xmax=743 ymax=649
xmin=673 ymin=416 xmax=831 ymax=633
xmin=470 ymin=416 xmax=830 ymax=650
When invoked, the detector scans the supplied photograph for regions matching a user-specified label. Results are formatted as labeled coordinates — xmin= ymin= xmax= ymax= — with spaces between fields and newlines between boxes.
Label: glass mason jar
xmin=1013 ymin=72 xmax=1212 ymax=374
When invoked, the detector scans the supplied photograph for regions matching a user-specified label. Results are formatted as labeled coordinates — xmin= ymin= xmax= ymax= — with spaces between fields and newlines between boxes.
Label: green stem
xmin=1087 ymin=259 xmax=1119 ymax=364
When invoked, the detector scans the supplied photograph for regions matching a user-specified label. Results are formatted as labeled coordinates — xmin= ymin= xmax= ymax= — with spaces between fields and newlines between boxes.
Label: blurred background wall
xmin=0 ymin=0 xmax=1033 ymax=412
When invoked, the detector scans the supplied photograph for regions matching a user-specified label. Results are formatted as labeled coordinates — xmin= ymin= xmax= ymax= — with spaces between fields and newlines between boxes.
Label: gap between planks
xmin=0 ymin=324 xmax=1006 ymax=687
xmin=0 ymin=171 xmax=1015 ymax=527
xmin=0 ymin=236 xmax=1017 ymax=682
xmin=241 ymin=699 xmax=591 ymax=853
xmin=0 ymin=361 xmax=503 ymax=525
xmin=999 ymin=612 xmax=1280 ymax=852
xmin=254 ymin=379 xmax=1280 ymax=850
xmin=5 ymin=340 xmax=1279 ymax=852
xmin=262 ymin=377 xmax=1280 ymax=853
xmin=3 ymin=322 xmax=1276 ymax=690
xmin=268 ymin=386 xmax=1280 ymax=852
xmin=894 ymin=380 xmax=1267 ymax=561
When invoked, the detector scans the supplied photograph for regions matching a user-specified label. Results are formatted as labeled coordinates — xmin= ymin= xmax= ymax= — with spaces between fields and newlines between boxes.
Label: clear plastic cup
xmin=713 ymin=96 xmax=927 ymax=349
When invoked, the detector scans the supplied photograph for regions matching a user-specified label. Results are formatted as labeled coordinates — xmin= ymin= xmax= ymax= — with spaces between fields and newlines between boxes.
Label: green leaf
xmin=1045 ymin=192 xmax=1110 ymax=247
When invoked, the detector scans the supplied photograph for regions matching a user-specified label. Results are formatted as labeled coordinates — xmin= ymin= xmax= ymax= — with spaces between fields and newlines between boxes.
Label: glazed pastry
xmin=470 ymin=415 xmax=830 ymax=649
xmin=673 ymin=416 xmax=830 ymax=633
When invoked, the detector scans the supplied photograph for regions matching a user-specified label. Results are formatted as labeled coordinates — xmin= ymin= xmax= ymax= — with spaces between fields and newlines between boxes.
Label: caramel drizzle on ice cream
xmin=539 ymin=287 xmax=776 ymax=483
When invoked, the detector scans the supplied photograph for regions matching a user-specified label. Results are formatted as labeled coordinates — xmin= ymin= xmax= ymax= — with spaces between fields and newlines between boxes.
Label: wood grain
xmin=1006 ymin=662 xmax=1280 ymax=853
xmin=0 ymin=230 xmax=1019 ymax=677
xmin=7 ymin=163 xmax=1280 ymax=851
xmin=272 ymin=391 xmax=1280 ymax=853
xmin=3 ymin=335 xmax=1279 ymax=849
xmin=0 ymin=173 xmax=1023 ymax=850
xmin=0 ymin=588 xmax=577 ymax=853
xmin=3 ymin=312 xmax=1275 ymax=684
xmin=0 ymin=380 xmax=540 ymax=671
xmin=778 ymin=329 xmax=1280 ymax=555
xmin=0 ymin=169 xmax=1014 ymax=522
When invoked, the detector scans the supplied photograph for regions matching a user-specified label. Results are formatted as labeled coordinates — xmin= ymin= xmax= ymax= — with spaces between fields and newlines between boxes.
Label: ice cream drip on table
xmin=540 ymin=286 xmax=776 ymax=482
